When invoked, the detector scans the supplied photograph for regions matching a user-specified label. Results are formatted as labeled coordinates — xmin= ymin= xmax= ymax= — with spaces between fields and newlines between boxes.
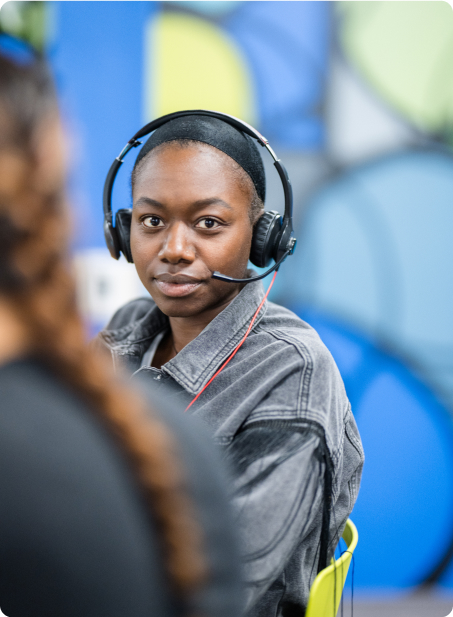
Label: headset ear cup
xmin=104 ymin=215 xmax=121 ymax=260
xmin=115 ymin=209 xmax=134 ymax=263
xmin=250 ymin=210 xmax=282 ymax=269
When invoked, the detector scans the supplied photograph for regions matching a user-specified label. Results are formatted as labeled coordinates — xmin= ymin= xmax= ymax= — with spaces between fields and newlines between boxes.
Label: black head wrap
xmin=134 ymin=114 xmax=266 ymax=202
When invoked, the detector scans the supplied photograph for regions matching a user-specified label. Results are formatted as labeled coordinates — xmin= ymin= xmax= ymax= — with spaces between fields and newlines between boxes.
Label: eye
xmin=196 ymin=218 xmax=220 ymax=230
xmin=143 ymin=216 xmax=164 ymax=228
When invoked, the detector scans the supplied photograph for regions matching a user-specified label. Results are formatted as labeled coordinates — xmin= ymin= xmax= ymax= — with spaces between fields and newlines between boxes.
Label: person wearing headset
xmin=99 ymin=113 xmax=365 ymax=616
xmin=0 ymin=41 xmax=243 ymax=617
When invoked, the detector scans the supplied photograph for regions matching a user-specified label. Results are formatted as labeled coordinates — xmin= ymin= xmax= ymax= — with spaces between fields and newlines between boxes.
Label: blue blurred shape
xmin=0 ymin=33 xmax=36 ymax=66
xmin=297 ymin=307 xmax=453 ymax=589
xmin=49 ymin=1 xmax=156 ymax=249
xmin=224 ymin=1 xmax=330 ymax=149
xmin=279 ymin=151 xmax=453 ymax=415
xmin=439 ymin=548 xmax=453 ymax=589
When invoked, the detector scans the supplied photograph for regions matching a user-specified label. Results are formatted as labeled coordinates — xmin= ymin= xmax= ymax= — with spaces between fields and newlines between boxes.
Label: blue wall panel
xmin=298 ymin=308 xmax=453 ymax=589
xmin=49 ymin=1 xmax=156 ymax=249
xmin=225 ymin=1 xmax=330 ymax=149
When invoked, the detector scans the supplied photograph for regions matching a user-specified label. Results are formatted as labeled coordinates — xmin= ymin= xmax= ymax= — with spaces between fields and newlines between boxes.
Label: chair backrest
xmin=305 ymin=519 xmax=358 ymax=617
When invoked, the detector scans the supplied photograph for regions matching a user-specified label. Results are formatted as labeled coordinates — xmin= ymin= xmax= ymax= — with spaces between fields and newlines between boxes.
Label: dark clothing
xmin=0 ymin=358 xmax=242 ymax=617
xmin=99 ymin=278 xmax=365 ymax=617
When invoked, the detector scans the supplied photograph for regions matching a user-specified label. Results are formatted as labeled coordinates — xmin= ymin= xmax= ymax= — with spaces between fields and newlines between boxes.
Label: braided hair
xmin=0 ymin=46 xmax=206 ymax=609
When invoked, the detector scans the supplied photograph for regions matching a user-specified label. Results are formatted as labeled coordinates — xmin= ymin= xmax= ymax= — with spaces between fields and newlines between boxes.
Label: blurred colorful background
xmin=2 ymin=0 xmax=453 ymax=611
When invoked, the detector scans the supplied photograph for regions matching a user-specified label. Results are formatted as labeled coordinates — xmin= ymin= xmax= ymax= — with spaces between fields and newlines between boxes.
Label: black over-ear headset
xmin=103 ymin=110 xmax=297 ymax=284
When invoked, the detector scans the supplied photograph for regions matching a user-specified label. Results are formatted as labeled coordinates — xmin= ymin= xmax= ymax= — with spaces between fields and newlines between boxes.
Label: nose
xmin=158 ymin=222 xmax=195 ymax=264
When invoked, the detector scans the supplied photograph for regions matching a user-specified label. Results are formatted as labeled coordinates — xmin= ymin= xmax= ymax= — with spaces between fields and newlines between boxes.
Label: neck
xmin=0 ymin=299 xmax=29 ymax=365
xmin=169 ymin=288 xmax=242 ymax=353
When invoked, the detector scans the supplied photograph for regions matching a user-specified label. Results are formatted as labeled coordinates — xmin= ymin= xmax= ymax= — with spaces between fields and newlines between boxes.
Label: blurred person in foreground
xmin=0 ymin=37 xmax=242 ymax=617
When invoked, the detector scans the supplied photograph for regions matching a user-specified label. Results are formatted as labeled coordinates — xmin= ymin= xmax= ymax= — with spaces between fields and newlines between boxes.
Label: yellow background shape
xmin=339 ymin=1 xmax=453 ymax=134
xmin=145 ymin=12 xmax=257 ymax=125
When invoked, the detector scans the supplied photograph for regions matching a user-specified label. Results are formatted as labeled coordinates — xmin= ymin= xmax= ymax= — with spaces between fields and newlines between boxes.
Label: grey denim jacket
xmin=99 ymin=279 xmax=364 ymax=617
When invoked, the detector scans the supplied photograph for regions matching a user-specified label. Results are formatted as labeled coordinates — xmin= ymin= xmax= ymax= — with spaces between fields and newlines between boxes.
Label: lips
xmin=154 ymin=274 xmax=203 ymax=298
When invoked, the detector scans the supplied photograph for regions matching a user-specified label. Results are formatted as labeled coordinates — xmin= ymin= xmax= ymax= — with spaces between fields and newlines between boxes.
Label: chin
xmin=149 ymin=294 xmax=203 ymax=318
xmin=160 ymin=304 xmax=199 ymax=318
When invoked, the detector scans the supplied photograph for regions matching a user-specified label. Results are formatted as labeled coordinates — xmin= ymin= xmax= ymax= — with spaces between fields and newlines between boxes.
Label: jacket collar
xmin=103 ymin=276 xmax=267 ymax=395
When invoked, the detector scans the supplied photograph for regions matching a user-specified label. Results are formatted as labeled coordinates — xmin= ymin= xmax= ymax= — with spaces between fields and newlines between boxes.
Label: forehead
xmin=133 ymin=142 xmax=251 ymax=197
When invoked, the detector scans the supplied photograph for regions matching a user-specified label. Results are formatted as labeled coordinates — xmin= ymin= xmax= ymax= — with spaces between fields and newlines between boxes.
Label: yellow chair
xmin=305 ymin=519 xmax=358 ymax=617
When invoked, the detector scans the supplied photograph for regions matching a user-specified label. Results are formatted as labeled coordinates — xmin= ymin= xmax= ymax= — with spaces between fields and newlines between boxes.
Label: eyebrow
xmin=133 ymin=197 xmax=164 ymax=209
xmin=133 ymin=196 xmax=233 ymax=211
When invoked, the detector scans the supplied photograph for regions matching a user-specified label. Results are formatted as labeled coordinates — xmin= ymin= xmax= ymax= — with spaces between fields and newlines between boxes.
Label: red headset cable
xmin=185 ymin=270 xmax=278 ymax=412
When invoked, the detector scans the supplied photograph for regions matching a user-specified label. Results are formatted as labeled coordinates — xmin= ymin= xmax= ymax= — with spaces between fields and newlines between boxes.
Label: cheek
xmin=130 ymin=225 xmax=156 ymax=266
xmin=218 ymin=228 xmax=251 ymax=260
xmin=205 ymin=224 xmax=253 ymax=274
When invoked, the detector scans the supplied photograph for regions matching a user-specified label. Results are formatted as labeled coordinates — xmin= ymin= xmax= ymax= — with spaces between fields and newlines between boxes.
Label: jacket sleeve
xmin=225 ymin=423 xmax=325 ymax=610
